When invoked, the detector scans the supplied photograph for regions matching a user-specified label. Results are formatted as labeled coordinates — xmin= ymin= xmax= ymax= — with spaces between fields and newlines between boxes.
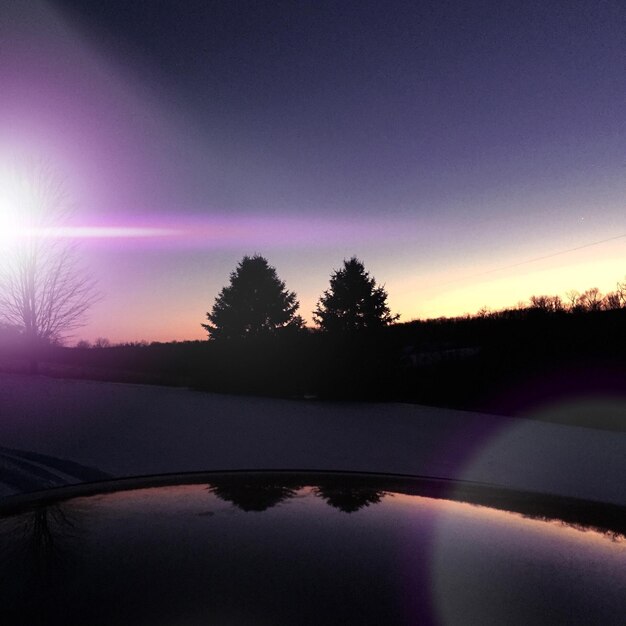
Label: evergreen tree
xmin=202 ymin=255 xmax=302 ymax=340
xmin=314 ymin=485 xmax=384 ymax=513
xmin=314 ymin=257 xmax=398 ymax=333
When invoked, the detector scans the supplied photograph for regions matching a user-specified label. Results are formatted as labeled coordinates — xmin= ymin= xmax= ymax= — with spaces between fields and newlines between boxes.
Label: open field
xmin=1 ymin=372 xmax=624 ymax=505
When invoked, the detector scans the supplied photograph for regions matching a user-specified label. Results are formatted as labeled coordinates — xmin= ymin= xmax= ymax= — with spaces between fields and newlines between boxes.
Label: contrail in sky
xmin=441 ymin=233 xmax=626 ymax=287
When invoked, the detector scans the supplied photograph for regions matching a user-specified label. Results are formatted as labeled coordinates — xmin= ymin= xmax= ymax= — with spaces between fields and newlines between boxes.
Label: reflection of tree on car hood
xmin=313 ymin=484 xmax=386 ymax=513
xmin=0 ymin=504 xmax=79 ymax=572
xmin=207 ymin=478 xmax=386 ymax=514
xmin=208 ymin=479 xmax=302 ymax=512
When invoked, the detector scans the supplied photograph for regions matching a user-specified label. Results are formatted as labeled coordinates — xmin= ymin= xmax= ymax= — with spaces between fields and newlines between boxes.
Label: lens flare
xmin=0 ymin=165 xmax=180 ymax=243
xmin=0 ymin=225 xmax=180 ymax=240
xmin=0 ymin=171 xmax=33 ymax=242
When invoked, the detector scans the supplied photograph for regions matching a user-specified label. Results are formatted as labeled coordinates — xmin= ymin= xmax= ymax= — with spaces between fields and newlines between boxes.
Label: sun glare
xmin=0 ymin=166 xmax=180 ymax=243
xmin=0 ymin=163 xmax=51 ymax=244
xmin=0 ymin=174 xmax=31 ymax=245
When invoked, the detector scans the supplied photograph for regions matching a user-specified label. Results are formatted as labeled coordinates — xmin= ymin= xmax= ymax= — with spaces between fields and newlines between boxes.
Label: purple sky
xmin=0 ymin=1 xmax=624 ymax=342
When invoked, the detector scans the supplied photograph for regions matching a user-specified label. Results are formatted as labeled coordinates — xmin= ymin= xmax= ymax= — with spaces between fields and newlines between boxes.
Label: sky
xmin=0 ymin=0 xmax=624 ymax=343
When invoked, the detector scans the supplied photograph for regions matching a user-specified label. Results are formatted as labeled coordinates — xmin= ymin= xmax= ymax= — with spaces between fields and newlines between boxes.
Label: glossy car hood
xmin=0 ymin=472 xmax=624 ymax=626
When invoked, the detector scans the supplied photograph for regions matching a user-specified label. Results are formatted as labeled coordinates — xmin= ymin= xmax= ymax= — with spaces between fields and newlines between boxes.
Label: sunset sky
xmin=1 ymin=0 xmax=624 ymax=343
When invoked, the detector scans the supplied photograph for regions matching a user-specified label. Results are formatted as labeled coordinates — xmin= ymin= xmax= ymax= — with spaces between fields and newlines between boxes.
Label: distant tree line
xmin=470 ymin=281 xmax=626 ymax=320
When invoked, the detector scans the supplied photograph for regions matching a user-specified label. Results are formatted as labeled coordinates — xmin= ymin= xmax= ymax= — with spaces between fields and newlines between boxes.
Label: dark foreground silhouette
xmin=1 ymin=306 xmax=625 ymax=430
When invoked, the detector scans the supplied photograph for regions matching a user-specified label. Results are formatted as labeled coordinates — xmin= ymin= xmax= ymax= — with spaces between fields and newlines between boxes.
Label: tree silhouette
xmin=314 ymin=257 xmax=398 ymax=333
xmin=529 ymin=295 xmax=563 ymax=313
xmin=578 ymin=287 xmax=603 ymax=312
xmin=314 ymin=485 xmax=385 ymax=513
xmin=208 ymin=480 xmax=301 ymax=512
xmin=202 ymin=255 xmax=303 ymax=340
xmin=617 ymin=277 xmax=626 ymax=307
xmin=565 ymin=289 xmax=582 ymax=312
xmin=0 ymin=161 xmax=100 ymax=371
xmin=602 ymin=292 xmax=622 ymax=310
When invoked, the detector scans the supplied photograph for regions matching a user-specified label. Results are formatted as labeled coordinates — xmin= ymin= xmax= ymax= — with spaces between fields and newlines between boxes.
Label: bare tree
xmin=565 ymin=289 xmax=581 ymax=312
xmin=475 ymin=305 xmax=491 ymax=319
xmin=601 ymin=292 xmax=622 ymax=310
xmin=578 ymin=287 xmax=603 ymax=312
xmin=529 ymin=294 xmax=563 ymax=313
xmin=93 ymin=337 xmax=111 ymax=348
xmin=0 ymin=161 xmax=99 ymax=370
xmin=617 ymin=277 xmax=626 ymax=308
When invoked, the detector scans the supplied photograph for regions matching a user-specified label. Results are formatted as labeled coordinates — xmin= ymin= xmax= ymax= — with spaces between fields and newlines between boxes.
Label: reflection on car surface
xmin=1 ymin=471 xmax=624 ymax=625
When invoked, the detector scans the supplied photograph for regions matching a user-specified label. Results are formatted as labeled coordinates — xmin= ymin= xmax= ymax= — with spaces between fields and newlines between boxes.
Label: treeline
xmin=481 ymin=284 xmax=626 ymax=317
xmin=11 ymin=295 xmax=624 ymax=424
xmin=1 ymin=255 xmax=625 ymax=429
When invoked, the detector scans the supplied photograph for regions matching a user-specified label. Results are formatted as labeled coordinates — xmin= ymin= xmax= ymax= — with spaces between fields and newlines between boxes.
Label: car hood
xmin=1 ymin=471 xmax=624 ymax=626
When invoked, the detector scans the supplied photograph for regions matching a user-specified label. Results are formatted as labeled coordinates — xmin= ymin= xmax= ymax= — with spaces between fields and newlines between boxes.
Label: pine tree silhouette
xmin=314 ymin=257 xmax=398 ymax=333
xmin=202 ymin=255 xmax=302 ymax=340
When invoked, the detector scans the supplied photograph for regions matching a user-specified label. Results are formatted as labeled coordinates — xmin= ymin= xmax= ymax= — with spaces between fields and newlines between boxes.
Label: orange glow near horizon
xmin=385 ymin=491 xmax=624 ymax=544
xmin=72 ymin=204 xmax=626 ymax=344
xmin=390 ymin=238 xmax=626 ymax=323
xmin=86 ymin=258 xmax=626 ymax=345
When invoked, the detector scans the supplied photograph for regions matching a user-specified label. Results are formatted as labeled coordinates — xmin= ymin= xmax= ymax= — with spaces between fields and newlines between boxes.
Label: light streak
xmin=0 ymin=226 xmax=181 ymax=240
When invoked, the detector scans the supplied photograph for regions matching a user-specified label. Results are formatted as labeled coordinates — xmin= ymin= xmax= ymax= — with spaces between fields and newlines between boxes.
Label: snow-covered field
xmin=0 ymin=372 xmax=624 ymax=505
